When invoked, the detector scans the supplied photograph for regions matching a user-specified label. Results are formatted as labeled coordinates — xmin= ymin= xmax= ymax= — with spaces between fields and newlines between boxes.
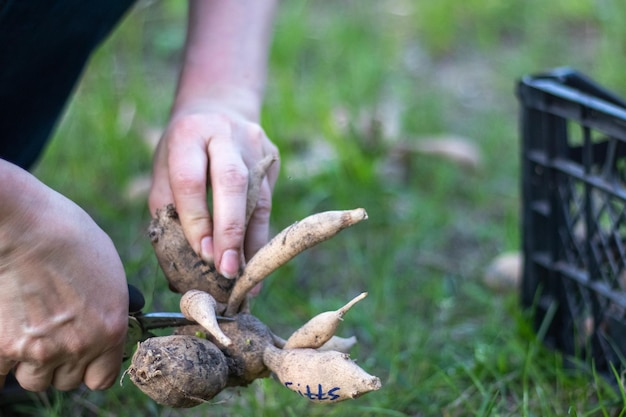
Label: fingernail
xmin=219 ymin=249 xmax=240 ymax=279
xmin=200 ymin=236 xmax=214 ymax=264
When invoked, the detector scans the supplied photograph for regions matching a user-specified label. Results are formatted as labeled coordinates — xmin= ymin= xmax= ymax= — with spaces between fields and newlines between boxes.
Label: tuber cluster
xmin=125 ymin=157 xmax=381 ymax=407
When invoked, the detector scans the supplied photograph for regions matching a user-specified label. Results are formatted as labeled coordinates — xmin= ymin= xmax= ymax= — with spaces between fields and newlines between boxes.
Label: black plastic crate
xmin=519 ymin=68 xmax=626 ymax=376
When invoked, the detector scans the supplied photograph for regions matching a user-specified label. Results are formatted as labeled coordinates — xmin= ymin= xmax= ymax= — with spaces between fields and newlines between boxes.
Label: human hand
xmin=149 ymin=100 xmax=279 ymax=279
xmin=0 ymin=162 xmax=129 ymax=392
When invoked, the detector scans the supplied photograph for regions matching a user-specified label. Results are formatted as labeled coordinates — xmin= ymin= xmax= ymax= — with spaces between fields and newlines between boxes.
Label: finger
xmin=51 ymin=361 xmax=87 ymax=391
xmin=248 ymin=283 xmax=263 ymax=297
xmin=82 ymin=346 xmax=124 ymax=391
xmin=148 ymin=139 xmax=175 ymax=216
xmin=13 ymin=362 xmax=54 ymax=392
xmin=244 ymin=177 xmax=272 ymax=261
xmin=208 ymin=142 xmax=249 ymax=279
xmin=167 ymin=126 xmax=214 ymax=262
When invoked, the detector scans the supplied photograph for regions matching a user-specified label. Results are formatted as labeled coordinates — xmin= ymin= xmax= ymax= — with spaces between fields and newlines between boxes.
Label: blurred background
xmin=25 ymin=0 xmax=626 ymax=415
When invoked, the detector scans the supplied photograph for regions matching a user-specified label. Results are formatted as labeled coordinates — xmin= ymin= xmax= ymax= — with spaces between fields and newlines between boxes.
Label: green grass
xmin=19 ymin=0 xmax=626 ymax=415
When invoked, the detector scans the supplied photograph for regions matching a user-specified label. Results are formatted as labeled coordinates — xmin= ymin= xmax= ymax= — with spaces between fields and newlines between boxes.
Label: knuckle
xmin=251 ymin=194 xmax=272 ymax=222
xmin=25 ymin=340 xmax=55 ymax=365
xmin=248 ymin=123 xmax=264 ymax=136
xmin=167 ymin=114 xmax=204 ymax=139
xmin=222 ymin=221 xmax=246 ymax=241
xmin=170 ymin=112 xmax=233 ymax=138
xmin=65 ymin=338 xmax=90 ymax=359
xmin=246 ymin=124 xmax=267 ymax=143
xmin=216 ymin=165 xmax=248 ymax=193
xmin=94 ymin=308 xmax=128 ymax=349
xmin=212 ymin=112 xmax=232 ymax=129
xmin=105 ymin=315 xmax=129 ymax=346
xmin=170 ymin=170 xmax=204 ymax=196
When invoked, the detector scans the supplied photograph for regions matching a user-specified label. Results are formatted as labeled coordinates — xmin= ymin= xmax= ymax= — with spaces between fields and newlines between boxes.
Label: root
xmin=225 ymin=208 xmax=368 ymax=315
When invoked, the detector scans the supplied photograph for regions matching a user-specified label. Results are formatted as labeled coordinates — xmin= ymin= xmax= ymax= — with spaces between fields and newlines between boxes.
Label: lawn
xmin=19 ymin=0 xmax=626 ymax=415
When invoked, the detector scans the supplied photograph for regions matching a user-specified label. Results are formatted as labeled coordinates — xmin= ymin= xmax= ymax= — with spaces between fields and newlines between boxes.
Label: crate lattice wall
xmin=520 ymin=68 xmax=626 ymax=375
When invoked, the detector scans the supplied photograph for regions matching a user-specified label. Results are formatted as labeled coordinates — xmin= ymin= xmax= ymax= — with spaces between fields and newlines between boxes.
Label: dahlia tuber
xmin=148 ymin=204 xmax=234 ymax=301
xmin=284 ymin=292 xmax=367 ymax=349
xmin=129 ymin=203 xmax=381 ymax=408
xmin=273 ymin=334 xmax=359 ymax=353
xmin=127 ymin=335 xmax=229 ymax=408
xmin=317 ymin=335 xmax=358 ymax=353
xmin=217 ymin=313 xmax=275 ymax=386
xmin=225 ymin=208 xmax=368 ymax=315
xmin=180 ymin=290 xmax=232 ymax=347
xmin=263 ymin=345 xmax=381 ymax=402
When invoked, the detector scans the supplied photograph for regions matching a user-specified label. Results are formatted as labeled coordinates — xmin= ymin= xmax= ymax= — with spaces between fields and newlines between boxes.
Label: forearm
xmin=150 ymin=1 xmax=280 ymax=274
xmin=0 ymin=159 xmax=77 ymax=255
xmin=172 ymin=0 xmax=278 ymax=121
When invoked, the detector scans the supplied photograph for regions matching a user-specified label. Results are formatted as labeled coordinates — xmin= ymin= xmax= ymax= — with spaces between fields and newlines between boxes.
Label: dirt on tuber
xmin=148 ymin=204 xmax=235 ymax=302
xmin=126 ymin=335 xmax=229 ymax=408
xmin=217 ymin=313 xmax=275 ymax=386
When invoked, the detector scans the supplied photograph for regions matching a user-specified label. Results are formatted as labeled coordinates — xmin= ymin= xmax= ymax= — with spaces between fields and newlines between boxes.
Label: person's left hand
xmin=148 ymin=100 xmax=279 ymax=279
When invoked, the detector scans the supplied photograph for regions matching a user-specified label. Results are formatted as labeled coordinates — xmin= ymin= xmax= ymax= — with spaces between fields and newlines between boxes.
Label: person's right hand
xmin=0 ymin=160 xmax=128 ymax=392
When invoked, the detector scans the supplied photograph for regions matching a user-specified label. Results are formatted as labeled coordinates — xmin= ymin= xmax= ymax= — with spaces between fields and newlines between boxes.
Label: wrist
xmin=0 ymin=160 xmax=49 ymax=247
xmin=171 ymin=83 xmax=264 ymax=123
xmin=0 ymin=160 xmax=41 ymax=218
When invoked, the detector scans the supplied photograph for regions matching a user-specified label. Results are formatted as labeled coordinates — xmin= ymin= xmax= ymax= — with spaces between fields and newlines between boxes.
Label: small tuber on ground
xmin=126 ymin=156 xmax=380 ymax=407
